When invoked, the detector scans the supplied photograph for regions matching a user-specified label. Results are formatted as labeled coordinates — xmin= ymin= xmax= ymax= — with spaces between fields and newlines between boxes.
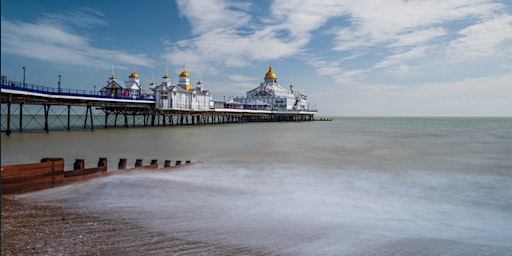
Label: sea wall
xmin=1 ymin=157 xmax=192 ymax=195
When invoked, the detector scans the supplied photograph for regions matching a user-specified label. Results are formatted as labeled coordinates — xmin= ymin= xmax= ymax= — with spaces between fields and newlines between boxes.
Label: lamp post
xmin=22 ymin=67 xmax=26 ymax=88
xmin=58 ymin=75 xmax=61 ymax=93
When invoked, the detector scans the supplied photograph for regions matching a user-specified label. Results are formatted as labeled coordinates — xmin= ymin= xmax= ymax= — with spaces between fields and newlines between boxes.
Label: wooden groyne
xmin=1 ymin=157 xmax=193 ymax=195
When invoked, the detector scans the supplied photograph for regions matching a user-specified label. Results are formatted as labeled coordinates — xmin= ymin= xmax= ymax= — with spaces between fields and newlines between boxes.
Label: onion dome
xmin=180 ymin=70 xmax=190 ymax=77
xmin=264 ymin=65 xmax=277 ymax=79
xmin=196 ymin=80 xmax=203 ymax=85
xmin=129 ymin=72 xmax=140 ymax=78
xmin=162 ymin=74 xmax=170 ymax=79
xmin=109 ymin=74 xmax=116 ymax=80
xmin=150 ymin=81 xmax=156 ymax=86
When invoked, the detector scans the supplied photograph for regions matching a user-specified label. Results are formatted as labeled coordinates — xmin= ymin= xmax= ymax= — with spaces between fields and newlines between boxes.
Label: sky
xmin=1 ymin=0 xmax=512 ymax=116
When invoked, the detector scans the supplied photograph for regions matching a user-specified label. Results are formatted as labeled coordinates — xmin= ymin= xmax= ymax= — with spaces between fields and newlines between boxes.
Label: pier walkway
xmin=1 ymin=79 xmax=316 ymax=134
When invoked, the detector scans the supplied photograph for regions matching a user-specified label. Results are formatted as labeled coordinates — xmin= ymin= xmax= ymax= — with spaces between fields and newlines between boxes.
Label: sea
xmin=2 ymin=117 xmax=512 ymax=255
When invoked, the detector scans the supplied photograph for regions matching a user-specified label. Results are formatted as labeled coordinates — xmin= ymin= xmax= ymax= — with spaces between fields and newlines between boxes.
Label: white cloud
xmin=374 ymin=45 xmax=432 ymax=69
xmin=390 ymin=27 xmax=447 ymax=47
xmin=447 ymin=15 xmax=512 ymax=61
xmin=1 ymin=12 xmax=155 ymax=69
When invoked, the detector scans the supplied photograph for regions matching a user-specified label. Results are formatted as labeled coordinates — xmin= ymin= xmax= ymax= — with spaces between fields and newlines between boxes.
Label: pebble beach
xmin=1 ymin=196 xmax=266 ymax=255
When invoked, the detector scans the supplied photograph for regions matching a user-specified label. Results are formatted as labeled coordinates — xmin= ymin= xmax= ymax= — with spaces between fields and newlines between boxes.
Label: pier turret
xmin=178 ymin=70 xmax=192 ymax=91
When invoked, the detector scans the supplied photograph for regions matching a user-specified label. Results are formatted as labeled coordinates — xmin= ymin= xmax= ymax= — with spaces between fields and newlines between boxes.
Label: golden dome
xmin=196 ymin=80 xmax=203 ymax=84
xmin=162 ymin=74 xmax=170 ymax=79
xmin=109 ymin=74 xmax=116 ymax=80
xmin=129 ymin=72 xmax=140 ymax=78
xmin=264 ymin=65 xmax=277 ymax=79
xmin=180 ymin=70 xmax=190 ymax=77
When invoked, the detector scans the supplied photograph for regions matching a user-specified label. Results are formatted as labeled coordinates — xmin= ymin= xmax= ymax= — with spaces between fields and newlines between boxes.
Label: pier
xmin=1 ymin=79 xmax=317 ymax=134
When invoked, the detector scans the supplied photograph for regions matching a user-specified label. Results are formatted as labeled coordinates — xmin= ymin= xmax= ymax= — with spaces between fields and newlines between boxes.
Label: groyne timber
xmin=1 ymin=157 xmax=193 ymax=195
xmin=1 ymin=79 xmax=317 ymax=134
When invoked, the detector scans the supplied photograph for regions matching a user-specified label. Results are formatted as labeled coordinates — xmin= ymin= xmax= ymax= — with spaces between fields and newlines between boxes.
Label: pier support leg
xmin=19 ymin=103 xmax=23 ymax=132
xmin=67 ymin=105 xmax=71 ymax=130
xmin=124 ymin=109 xmax=128 ymax=128
xmin=89 ymin=105 xmax=94 ymax=131
xmin=44 ymin=104 xmax=50 ymax=133
xmin=6 ymin=99 xmax=11 ymax=135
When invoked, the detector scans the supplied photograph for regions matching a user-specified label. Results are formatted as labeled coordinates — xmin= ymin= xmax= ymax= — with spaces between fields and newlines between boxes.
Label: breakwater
xmin=1 ymin=157 xmax=193 ymax=195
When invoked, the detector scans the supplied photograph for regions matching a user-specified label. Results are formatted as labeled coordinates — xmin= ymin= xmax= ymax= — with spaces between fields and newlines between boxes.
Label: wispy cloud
xmin=165 ymin=0 xmax=511 ymax=86
xmin=1 ymin=8 xmax=155 ymax=69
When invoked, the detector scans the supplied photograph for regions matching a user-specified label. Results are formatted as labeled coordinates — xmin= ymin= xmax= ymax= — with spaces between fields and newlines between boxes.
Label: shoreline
xmin=1 ymin=195 xmax=268 ymax=255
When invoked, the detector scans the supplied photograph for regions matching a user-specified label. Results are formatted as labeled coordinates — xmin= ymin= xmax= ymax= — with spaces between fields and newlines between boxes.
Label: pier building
xmin=231 ymin=65 xmax=310 ymax=111
xmin=152 ymin=71 xmax=212 ymax=110
xmin=100 ymin=72 xmax=154 ymax=99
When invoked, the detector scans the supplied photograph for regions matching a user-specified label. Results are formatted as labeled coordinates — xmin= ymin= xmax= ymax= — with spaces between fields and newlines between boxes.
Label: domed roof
xmin=162 ymin=74 xmax=170 ymax=79
xmin=180 ymin=70 xmax=190 ymax=77
xmin=264 ymin=65 xmax=277 ymax=79
xmin=129 ymin=72 xmax=140 ymax=78
xmin=109 ymin=74 xmax=116 ymax=80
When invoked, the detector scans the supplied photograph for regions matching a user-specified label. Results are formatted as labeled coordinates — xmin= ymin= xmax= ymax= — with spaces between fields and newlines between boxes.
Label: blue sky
xmin=2 ymin=0 xmax=511 ymax=116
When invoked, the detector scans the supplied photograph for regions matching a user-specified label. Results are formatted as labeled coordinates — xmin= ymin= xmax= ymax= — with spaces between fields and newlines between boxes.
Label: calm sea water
xmin=3 ymin=117 xmax=512 ymax=255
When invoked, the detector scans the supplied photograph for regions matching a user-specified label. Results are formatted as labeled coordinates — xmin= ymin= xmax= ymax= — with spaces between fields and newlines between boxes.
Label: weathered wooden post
xmin=151 ymin=159 xmax=158 ymax=167
xmin=73 ymin=159 xmax=85 ymax=170
xmin=164 ymin=160 xmax=171 ymax=167
xmin=135 ymin=159 xmax=143 ymax=167
xmin=97 ymin=157 xmax=107 ymax=167
xmin=175 ymin=160 xmax=182 ymax=166
xmin=186 ymin=160 xmax=191 ymax=164
xmin=118 ymin=158 xmax=127 ymax=169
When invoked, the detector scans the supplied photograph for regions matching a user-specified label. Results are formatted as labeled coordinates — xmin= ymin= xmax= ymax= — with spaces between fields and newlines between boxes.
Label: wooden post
xmin=135 ymin=159 xmax=143 ymax=167
xmin=97 ymin=157 xmax=107 ymax=167
xmin=118 ymin=158 xmax=127 ymax=169
xmin=74 ymin=159 xmax=85 ymax=170
xmin=164 ymin=160 xmax=171 ymax=167
xmin=175 ymin=160 xmax=182 ymax=165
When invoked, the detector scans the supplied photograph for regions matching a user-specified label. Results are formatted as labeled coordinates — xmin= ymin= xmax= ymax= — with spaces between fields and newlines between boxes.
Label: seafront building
xmin=231 ymin=65 xmax=309 ymax=111
xmin=98 ymin=66 xmax=312 ymax=112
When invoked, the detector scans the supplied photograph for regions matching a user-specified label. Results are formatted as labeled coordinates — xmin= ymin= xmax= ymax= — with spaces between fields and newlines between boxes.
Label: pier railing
xmin=1 ymin=79 xmax=153 ymax=100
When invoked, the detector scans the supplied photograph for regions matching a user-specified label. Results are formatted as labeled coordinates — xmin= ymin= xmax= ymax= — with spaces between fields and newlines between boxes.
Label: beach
xmin=2 ymin=118 xmax=512 ymax=255
xmin=1 ymin=195 xmax=269 ymax=255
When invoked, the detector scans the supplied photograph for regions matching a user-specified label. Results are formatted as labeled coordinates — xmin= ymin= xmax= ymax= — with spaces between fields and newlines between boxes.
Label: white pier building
xmin=231 ymin=65 xmax=310 ymax=111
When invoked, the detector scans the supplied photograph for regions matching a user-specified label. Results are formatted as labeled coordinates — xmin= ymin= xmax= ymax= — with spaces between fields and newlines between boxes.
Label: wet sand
xmin=1 ymin=195 xmax=269 ymax=255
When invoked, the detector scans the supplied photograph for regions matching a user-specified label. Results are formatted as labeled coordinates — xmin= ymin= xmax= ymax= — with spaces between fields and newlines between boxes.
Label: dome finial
xmin=264 ymin=65 xmax=277 ymax=79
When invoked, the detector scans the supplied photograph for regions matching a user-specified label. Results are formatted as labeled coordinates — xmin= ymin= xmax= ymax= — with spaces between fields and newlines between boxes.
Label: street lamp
xmin=58 ymin=75 xmax=61 ymax=93
xmin=22 ymin=67 xmax=25 ymax=88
